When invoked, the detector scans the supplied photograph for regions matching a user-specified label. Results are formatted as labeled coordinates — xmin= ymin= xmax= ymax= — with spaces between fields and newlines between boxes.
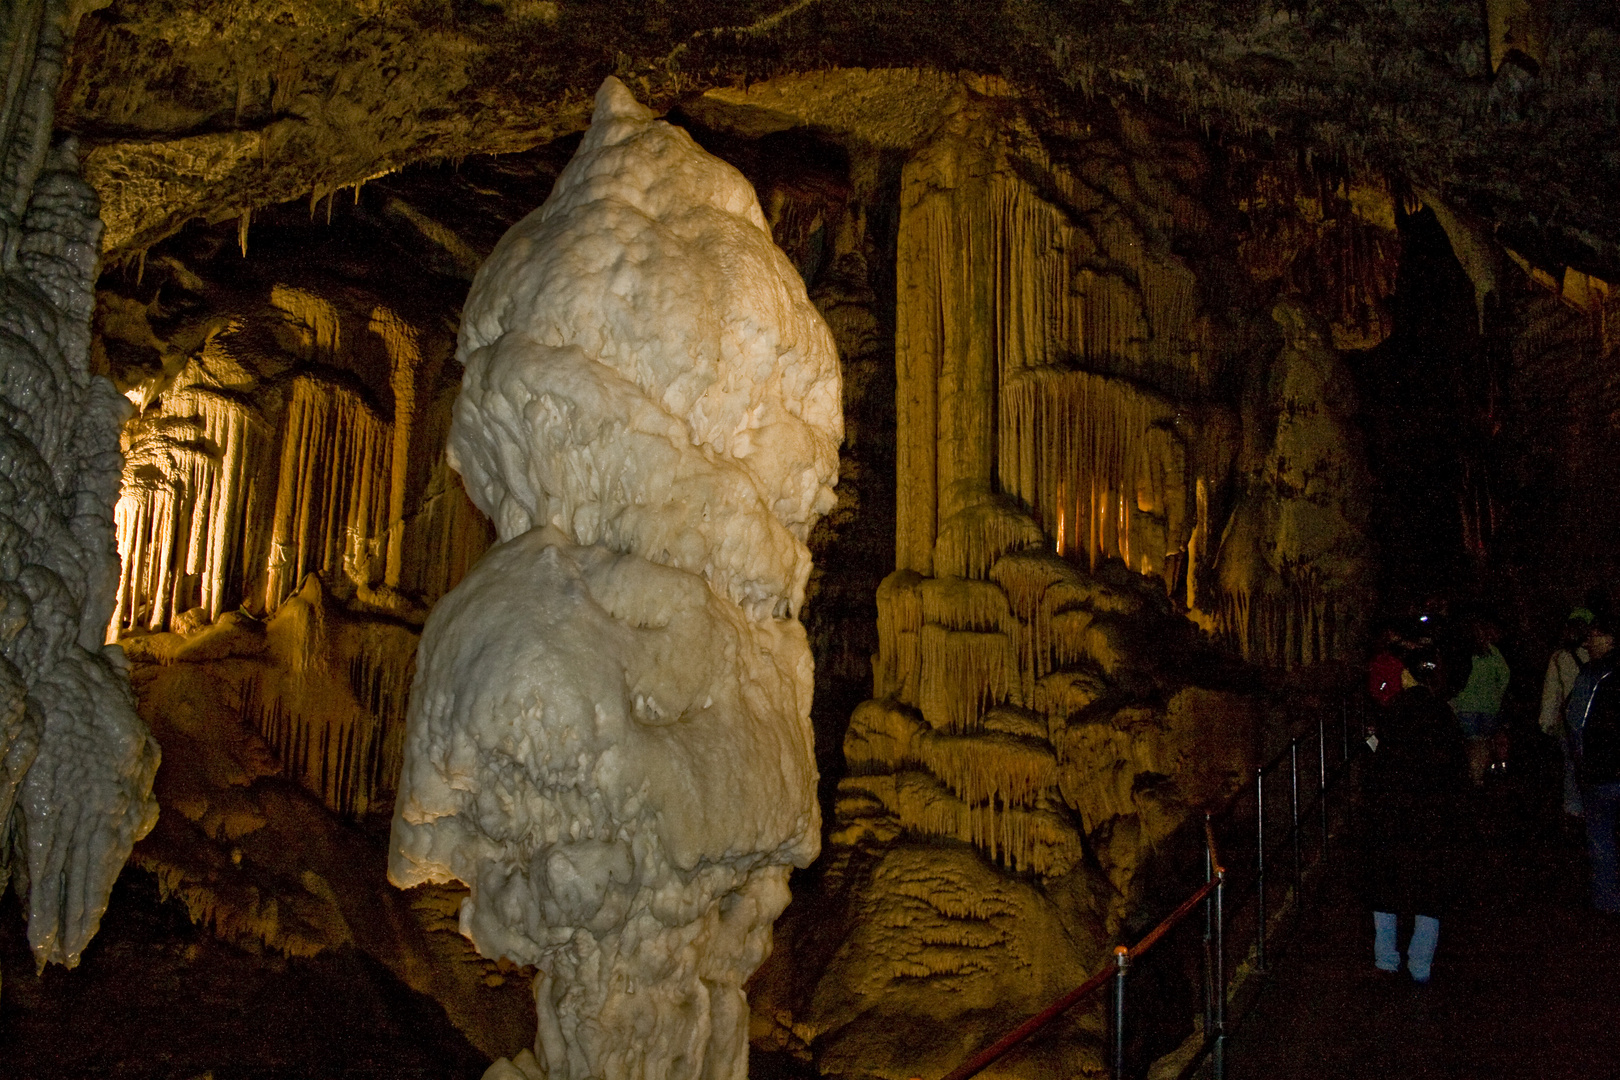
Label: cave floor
xmin=1225 ymin=766 xmax=1620 ymax=1080
xmin=0 ymin=870 xmax=490 ymax=1080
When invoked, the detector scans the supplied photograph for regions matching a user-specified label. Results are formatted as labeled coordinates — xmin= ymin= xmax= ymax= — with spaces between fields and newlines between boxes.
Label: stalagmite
xmin=389 ymin=78 xmax=841 ymax=1080
xmin=1212 ymin=304 xmax=1373 ymax=666
xmin=0 ymin=0 xmax=159 ymax=972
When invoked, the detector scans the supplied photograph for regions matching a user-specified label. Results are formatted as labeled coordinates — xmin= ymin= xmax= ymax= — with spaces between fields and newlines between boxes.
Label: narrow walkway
xmin=1225 ymin=780 xmax=1620 ymax=1079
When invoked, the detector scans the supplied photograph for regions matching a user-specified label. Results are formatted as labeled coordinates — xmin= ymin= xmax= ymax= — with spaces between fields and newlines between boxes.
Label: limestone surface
xmin=390 ymin=77 xmax=840 ymax=1080
xmin=0 ymin=0 xmax=159 ymax=973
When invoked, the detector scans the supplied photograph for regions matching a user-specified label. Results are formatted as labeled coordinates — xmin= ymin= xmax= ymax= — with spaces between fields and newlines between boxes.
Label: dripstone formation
xmin=0 ymin=0 xmax=158 ymax=976
xmin=388 ymin=79 xmax=842 ymax=1080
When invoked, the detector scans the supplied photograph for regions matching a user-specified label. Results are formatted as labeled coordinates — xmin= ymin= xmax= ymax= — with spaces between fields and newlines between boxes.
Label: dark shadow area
xmin=1352 ymin=205 xmax=1485 ymax=617
xmin=0 ymin=869 xmax=490 ymax=1080
xmin=1225 ymin=732 xmax=1620 ymax=1079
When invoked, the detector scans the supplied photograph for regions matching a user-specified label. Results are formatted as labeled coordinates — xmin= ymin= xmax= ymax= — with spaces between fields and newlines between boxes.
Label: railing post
xmin=1202 ymin=817 xmax=1215 ymax=1045
xmin=1255 ymin=765 xmax=1267 ymax=973
xmin=1213 ymin=866 xmax=1227 ymax=1080
xmin=1318 ymin=711 xmax=1329 ymax=859
xmin=1111 ymin=945 xmax=1130 ymax=1080
xmin=1342 ymin=696 xmax=1350 ymax=764
xmin=1290 ymin=737 xmax=1302 ymax=900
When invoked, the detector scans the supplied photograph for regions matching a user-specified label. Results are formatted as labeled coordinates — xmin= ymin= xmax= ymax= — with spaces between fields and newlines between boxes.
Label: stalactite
xmin=1000 ymin=366 xmax=1189 ymax=578
xmin=1213 ymin=574 xmax=1347 ymax=668
xmin=110 ymin=386 xmax=267 ymax=636
xmin=110 ymin=313 xmax=484 ymax=635
xmin=1234 ymin=165 xmax=1400 ymax=352
xmin=932 ymin=491 xmax=1047 ymax=582
xmin=1048 ymin=609 xmax=1096 ymax=669
xmin=988 ymin=549 xmax=1072 ymax=624
xmin=263 ymin=376 xmax=393 ymax=612
xmin=912 ymin=729 xmax=1057 ymax=809
xmin=370 ymin=305 xmax=426 ymax=590
xmin=394 ymin=456 xmax=494 ymax=605
xmin=873 ymin=570 xmax=922 ymax=700
xmin=916 ymin=624 xmax=1016 ymax=732
xmin=845 ymin=701 xmax=1057 ymax=810
xmin=241 ymin=577 xmax=417 ymax=816
xmin=1034 ymin=670 xmax=1108 ymax=725
xmin=843 ymin=699 xmax=927 ymax=774
xmin=143 ymin=859 xmax=336 ymax=960
xmin=889 ymin=771 xmax=1082 ymax=877
xmin=918 ymin=576 xmax=1015 ymax=633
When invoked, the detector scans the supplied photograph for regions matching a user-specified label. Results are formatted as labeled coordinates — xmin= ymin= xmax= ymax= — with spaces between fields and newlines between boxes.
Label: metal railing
xmin=925 ymin=698 xmax=1363 ymax=1080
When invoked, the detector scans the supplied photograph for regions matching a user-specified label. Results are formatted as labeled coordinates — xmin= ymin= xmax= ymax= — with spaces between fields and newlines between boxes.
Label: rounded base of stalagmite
xmin=484 ymin=1050 xmax=547 ymax=1080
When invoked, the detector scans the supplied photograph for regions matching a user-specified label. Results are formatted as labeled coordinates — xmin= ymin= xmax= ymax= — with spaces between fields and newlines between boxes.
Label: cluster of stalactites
xmin=1213 ymin=573 xmax=1349 ymax=670
xmin=108 ymin=300 xmax=489 ymax=640
xmin=1000 ymin=367 xmax=1202 ymax=589
xmin=242 ymin=578 xmax=417 ymax=817
xmin=840 ymin=699 xmax=1083 ymax=877
xmin=112 ymin=385 xmax=266 ymax=633
xmin=262 ymin=376 xmax=394 ymax=611
xmin=859 ymin=529 xmax=1151 ymax=874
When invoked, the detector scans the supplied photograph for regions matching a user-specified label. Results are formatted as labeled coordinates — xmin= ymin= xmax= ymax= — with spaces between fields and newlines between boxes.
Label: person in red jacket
xmin=1368 ymin=621 xmax=1413 ymax=707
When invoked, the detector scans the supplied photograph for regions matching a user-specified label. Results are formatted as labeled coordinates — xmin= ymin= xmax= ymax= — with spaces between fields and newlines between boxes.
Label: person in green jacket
xmin=1451 ymin=618 xmax=1511 ymax=784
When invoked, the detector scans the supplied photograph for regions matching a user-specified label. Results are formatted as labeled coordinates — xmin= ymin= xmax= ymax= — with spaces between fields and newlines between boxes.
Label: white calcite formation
xmin=0 ymin=0 xmax=160 ymax=974
xmin=390 ymin=78 xmax=841 ymax=1080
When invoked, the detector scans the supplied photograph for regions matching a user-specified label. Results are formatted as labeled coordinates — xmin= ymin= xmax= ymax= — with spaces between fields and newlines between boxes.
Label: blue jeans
xmin=1564 ymin=741 xmax=1585 ymax=817
xmin=1586 ymin=782 xmax=1620 ymax=913
xmin=1374 ymin=911 xmax=1440 ymax=981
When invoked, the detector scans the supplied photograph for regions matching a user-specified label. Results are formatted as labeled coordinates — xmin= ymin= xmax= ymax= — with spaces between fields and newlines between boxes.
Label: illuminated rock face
xmin=389 ymin=78 xmax=841 ymax=1080
xmin=0 ymin=0 xmax=159 ymax=971
xmin=773 ymin=88 xmax=1374 ymax=1078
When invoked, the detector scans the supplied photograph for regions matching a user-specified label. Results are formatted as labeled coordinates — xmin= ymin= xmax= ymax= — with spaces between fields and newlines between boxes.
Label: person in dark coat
xmin=1362 ymin=648 xmax=1469 ymax=982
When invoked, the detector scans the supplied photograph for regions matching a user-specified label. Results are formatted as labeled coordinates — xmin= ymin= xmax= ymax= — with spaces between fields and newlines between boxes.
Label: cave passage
xmin=6 ymin=3 xmax=1620 ymax=1077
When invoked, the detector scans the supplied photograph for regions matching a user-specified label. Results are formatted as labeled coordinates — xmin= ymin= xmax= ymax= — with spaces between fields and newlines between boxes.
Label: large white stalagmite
xmin=389 ymin=78 xmax=841 ymax=1080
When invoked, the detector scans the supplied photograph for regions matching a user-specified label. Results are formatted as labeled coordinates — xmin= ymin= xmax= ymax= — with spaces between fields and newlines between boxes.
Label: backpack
xmin=1580 ymin=667 xmax=1620 ymax=786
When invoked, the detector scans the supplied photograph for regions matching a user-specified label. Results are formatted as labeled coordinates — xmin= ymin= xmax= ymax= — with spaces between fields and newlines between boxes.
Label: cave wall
xmin=63 ymin=65 xmax=1416 ymax=1076
xmin=735 ymin=80 xmax=1394 ymax=1079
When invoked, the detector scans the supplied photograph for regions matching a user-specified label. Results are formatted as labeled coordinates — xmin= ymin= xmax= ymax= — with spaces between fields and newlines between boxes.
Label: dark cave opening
xmin=1355 ymin=204 xmax=1487 ymax=620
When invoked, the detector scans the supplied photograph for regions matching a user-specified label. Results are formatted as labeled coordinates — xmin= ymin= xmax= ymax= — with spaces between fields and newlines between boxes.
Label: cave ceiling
xmin=59 ymin=0 xmax=1620 ymax=277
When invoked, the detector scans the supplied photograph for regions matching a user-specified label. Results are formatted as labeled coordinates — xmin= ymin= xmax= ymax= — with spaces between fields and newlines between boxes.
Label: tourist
xmin=1451 ymin=618 xmax=1511 ymax=785
xmin=1367 ymin=621 xmax=1412 ymax=707
xmin=1363 ymin=649 xmax=1468 ymax=982
xmin=1540 ymin=612 xmax=1593 ymax=819
xmin=1567 ymin=616 xmax=1620 ymax=913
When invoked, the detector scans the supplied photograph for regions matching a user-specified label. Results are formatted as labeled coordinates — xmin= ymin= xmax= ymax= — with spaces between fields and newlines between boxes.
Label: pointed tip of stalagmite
xmin=593 ymin=76 xmax=654 ymax=126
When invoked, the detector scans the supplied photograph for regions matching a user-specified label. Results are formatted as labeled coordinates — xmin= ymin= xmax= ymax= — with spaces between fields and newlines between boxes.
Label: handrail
xmin=932 ymin=832 xmax=1223 ymax=1080
xmin=923 ymin=699 xmax=1358 ymax=1080
xmin=1129 ymin=878 xmax=1217 ymax=960
xmin=935 ymin=968 xmax=1115 ymax=1080
xmin=1205 ymin=815 xmax=1225 ymax=876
